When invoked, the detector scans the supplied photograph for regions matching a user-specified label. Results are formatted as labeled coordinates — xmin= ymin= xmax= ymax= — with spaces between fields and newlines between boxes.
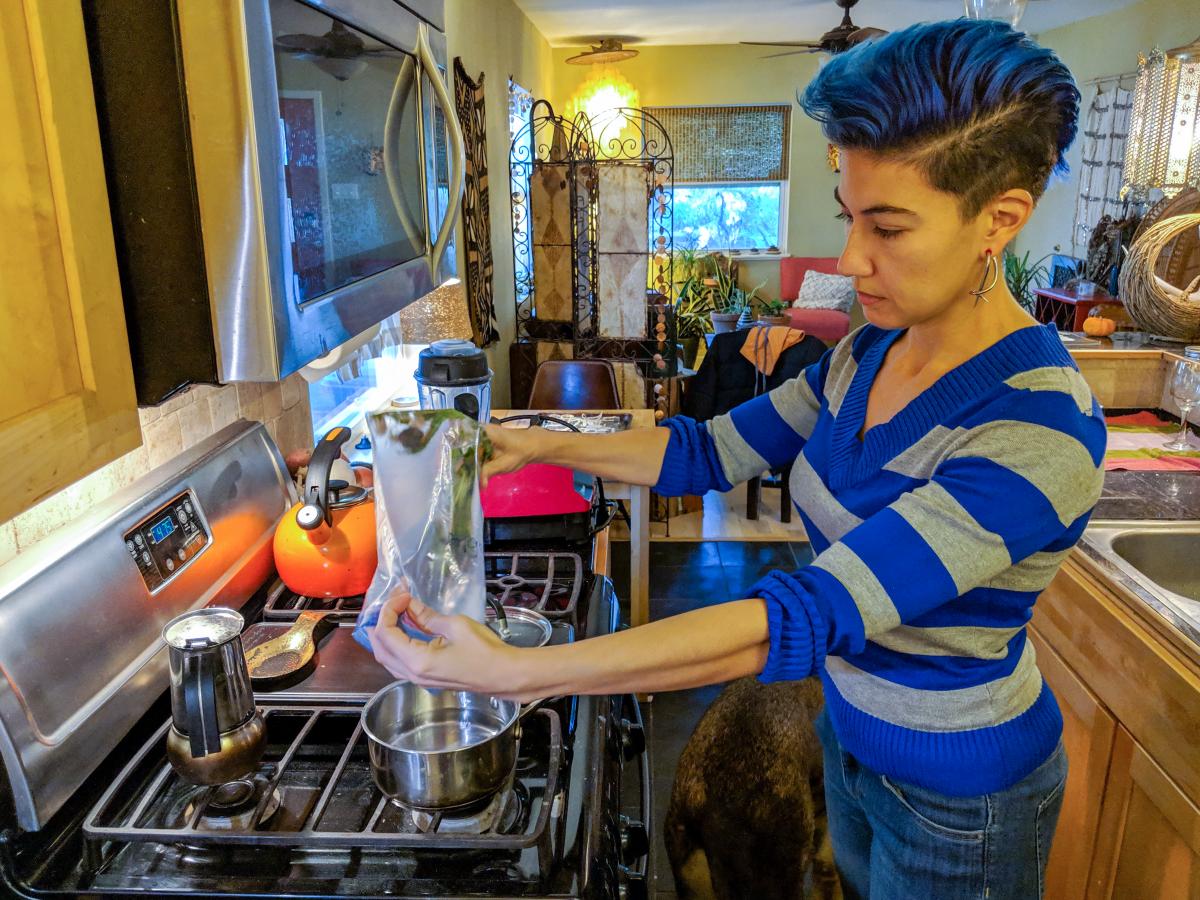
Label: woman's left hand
xmin=370 ymin=590 xmax=536 ymax=699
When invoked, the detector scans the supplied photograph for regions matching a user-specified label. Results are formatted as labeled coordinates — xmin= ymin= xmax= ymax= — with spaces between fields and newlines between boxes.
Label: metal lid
xmin=328 ymin=481 xmax=370 ymax=509
xmin=486 ymin=606 xmax=553 ymax=648
xmin=163 ymin=608 xmax=244 ymax=649
xmin=415 ymin=339 xmax=491 ymax=387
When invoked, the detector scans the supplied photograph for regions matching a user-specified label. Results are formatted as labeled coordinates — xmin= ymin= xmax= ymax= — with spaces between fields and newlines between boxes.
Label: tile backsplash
xmin=0 ymin=376 xmax=312 ymax=565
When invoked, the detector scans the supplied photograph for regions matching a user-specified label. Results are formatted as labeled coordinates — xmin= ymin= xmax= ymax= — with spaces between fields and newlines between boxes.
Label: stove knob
xmin=619 ymin=815 xmax=649 ymax=862
xmin=617 ymin=866 xmax=648 ymax=900
xmin=619 ymin=717 xmax=646 ymax=760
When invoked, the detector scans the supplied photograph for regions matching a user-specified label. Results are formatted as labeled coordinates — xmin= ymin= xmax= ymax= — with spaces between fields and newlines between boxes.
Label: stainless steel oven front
xmin=177 ymin=0 xmax=463 ymax=382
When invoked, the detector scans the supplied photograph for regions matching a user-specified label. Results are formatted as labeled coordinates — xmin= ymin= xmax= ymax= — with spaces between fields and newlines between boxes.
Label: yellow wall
xmin=553 ymin=44 xmax=834 ymax=301
xmin=1022 ymin=0 xmax=1200 ymax=262
xmin=446 ymin=0 xmax=556 ymax=405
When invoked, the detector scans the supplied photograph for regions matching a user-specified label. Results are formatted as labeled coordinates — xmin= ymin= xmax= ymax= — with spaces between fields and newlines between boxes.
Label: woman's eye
xmin=835 ymin=211 xmax=851 ymax=223
xmin=874 ymin=227 xmax=902 ymax=240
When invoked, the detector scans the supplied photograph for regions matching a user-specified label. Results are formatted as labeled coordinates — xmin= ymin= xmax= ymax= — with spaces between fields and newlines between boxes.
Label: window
xmin=645 ymin=104 xmax=790 ymax=252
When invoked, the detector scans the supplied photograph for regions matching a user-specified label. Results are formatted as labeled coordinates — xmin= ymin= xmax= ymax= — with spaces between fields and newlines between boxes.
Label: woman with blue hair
xmin=371 ymin=18 xmax=1102 ymax=898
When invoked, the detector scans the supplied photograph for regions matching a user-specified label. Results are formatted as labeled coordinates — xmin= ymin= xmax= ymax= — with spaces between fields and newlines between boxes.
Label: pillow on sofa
xmin=794 ymin=271 xmax=857 ymax=312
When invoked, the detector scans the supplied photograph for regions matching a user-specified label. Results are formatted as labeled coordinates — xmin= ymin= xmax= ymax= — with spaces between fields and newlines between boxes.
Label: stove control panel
xmin=124 ymin=490 xmax=209 ymax=592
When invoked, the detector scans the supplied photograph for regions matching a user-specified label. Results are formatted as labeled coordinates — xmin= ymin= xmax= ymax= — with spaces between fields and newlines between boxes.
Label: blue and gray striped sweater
xmin=654 ymin=323 xmax=1106 ymax=796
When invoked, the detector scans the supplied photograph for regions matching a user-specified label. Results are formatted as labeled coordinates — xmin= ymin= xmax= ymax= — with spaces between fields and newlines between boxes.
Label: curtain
xmin=643 ymin=104 xmax=790 ymax=183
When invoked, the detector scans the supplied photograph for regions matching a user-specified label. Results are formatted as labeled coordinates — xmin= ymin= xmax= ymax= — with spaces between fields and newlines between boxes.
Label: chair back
xmin=528 ymin=359 xmax=621 ymax=410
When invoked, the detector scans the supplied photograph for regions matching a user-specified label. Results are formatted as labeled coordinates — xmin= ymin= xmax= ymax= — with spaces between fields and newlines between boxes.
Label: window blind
xmin=644 ymin=104 xmax=791 ymax=183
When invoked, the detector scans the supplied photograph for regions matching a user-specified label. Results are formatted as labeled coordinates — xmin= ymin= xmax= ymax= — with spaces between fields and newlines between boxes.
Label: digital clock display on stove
xmin=148 ymin=516 xmax=176 ymax=544
xmin=124 ymin=490 xmax=208 ymax=592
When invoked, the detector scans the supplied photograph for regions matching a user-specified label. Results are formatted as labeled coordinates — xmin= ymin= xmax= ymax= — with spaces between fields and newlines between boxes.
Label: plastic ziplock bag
xmin=354 ymin=409 xmax=491 ymax=652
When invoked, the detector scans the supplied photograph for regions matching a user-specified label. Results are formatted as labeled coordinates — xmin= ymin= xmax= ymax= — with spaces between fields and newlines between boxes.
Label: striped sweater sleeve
xmin=654 ymin=350 xmax=830 ymax=497
xmin=751 ymin=392 xmax=1107 ymax=682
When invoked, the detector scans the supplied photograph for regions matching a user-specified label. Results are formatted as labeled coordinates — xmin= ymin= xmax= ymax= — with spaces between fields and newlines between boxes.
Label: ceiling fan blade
xmin=274 ymin=33 xmax=327 ymax=53
xmin=761 ymin=48 xmax=822 ymax=59
xmin=848 ymin=27 xmax=888 ymax=44
xmin=741 ymin=40 xmax=823 ymax=47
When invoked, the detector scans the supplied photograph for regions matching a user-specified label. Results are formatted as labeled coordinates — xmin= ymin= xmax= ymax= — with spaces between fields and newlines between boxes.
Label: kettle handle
xmin=182 ymin=651 xmax=222 ymax=757
xmin=299 ymin=427 xmax=352 ymax=530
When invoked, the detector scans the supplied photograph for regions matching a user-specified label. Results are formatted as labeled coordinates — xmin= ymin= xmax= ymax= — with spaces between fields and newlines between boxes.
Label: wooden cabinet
xmin=1029 ymin=630 xmax=1117 ymax=900
xmin=0 ymin=0 xmax=140 ymax=523
xmin=1089 ymin=727 xmax=1200 ymax=899
xmin=1033 ymin=557 xmax=1200 ymax=899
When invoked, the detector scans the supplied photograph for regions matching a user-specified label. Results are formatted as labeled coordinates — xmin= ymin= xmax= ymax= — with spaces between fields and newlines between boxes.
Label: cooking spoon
xmin=244 ymin=610 xmax=334 ymax=682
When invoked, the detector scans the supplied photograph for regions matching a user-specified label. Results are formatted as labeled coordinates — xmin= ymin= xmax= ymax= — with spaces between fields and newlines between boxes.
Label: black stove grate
xmin=264 ymin=551 xmax=586 ymax=632
xmin=83 ymin=705 xmax=562 ymax=853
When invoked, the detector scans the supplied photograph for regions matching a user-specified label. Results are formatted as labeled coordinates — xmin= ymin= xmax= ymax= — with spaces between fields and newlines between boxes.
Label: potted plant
xmin=672 ymin=248 xmax=713 ymax=368
xmin=757 ymin=297 xmax=791 ymax=327
xmin=706 ymin=254 xmax=742 ymax=334
xmin=1002 ymin=248 xmax=1051 ymax=312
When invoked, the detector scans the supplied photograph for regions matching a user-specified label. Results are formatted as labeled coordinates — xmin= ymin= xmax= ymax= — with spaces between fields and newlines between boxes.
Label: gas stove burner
xmin=406 ymin=779 xmax=528 ymax=836
xmin=183 ymin=777 xmax=281 ymax=832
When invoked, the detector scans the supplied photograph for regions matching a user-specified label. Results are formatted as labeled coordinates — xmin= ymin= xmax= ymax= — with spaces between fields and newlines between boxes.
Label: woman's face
xmin=834 ymin=149 xmax=993 ymax=330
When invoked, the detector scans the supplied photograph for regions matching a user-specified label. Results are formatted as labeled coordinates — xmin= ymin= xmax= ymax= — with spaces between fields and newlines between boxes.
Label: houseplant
xmin=756 ymin=297 xmax=791 ymax=327
xmin=706 ymin=254 xmax=743 ymax=333
xmin=1003 ymin=248 xmax=1050 ymax=313
xmin=672 ymin=248 xmax=714 ymax=368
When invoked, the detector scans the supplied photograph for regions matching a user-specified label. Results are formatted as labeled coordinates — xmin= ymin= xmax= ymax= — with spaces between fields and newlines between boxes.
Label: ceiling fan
xmin=743 ymin=0 xmax=887 ymax=58
xmin=274 ymin=20 xmax=402 ymax=80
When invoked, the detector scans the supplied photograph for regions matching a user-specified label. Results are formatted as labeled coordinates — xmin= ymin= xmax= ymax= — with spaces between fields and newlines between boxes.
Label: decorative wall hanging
xmin=453 ymin=58 xmax=499 ymax=347
xmin=1072 ymin=75 xmax=1136 ymax=254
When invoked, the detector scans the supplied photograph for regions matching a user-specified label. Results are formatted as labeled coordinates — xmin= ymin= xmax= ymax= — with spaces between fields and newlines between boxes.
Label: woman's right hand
xmin=482 ymin=423 xmax=551 ymax=488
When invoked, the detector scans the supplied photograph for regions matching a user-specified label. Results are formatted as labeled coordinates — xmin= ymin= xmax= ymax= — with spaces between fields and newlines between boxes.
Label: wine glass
xmin=1164 ymin=359 xmax=1200 ymax=451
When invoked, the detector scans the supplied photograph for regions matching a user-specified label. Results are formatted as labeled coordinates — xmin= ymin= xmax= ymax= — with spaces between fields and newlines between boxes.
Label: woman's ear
xmin=982 ymin=188 xmax=1035 ymax=249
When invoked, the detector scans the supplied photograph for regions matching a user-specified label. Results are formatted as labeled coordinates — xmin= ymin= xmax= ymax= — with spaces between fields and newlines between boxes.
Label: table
xmin=493 ymin=409 xmax=653 ymax=630
xmin=1034 ymin=286 xmax=1122 ymax=332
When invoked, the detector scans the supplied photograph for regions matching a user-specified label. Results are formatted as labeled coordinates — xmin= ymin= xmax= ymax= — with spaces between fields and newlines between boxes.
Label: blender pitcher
xmin=414 ymin=339 xmax=492 ymax=421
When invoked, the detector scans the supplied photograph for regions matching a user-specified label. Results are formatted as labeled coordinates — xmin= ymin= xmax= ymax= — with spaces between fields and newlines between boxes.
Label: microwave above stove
xmin=83 ymin=0 xmax=464 ymax=405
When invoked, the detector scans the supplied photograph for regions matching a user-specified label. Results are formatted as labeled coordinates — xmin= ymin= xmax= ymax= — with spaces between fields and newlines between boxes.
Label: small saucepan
xmin=361 ymin=681 xmax=548 ymax=811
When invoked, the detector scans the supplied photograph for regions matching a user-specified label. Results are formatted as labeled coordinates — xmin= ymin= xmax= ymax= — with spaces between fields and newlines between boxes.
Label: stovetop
xmin=81 ymin=704 xmax=565 ymax=896
xmin=249 ymin=550 xmax=585 ymax=703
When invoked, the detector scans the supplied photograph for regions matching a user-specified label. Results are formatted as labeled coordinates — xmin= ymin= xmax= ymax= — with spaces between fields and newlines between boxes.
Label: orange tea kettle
xmin=273 ymin=427 xmax=377 ymax=598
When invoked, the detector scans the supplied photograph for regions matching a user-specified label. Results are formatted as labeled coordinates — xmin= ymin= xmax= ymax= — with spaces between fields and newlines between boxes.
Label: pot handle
xmin=298 ymin=427 xmax=352 ymax=530
xmin=517 ymin=696 xmax=562 ymax=723
xmin=182 ymin=650 xmax=222 ymax=758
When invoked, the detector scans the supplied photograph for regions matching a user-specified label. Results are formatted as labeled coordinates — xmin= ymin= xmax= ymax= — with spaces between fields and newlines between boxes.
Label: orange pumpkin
xmin=1083 ymin=315 xmax=1117 ymax=337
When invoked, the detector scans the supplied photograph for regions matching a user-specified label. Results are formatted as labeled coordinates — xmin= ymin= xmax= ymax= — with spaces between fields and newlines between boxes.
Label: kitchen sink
xmin=1083 ymin=521 xmax=1200 ymax=637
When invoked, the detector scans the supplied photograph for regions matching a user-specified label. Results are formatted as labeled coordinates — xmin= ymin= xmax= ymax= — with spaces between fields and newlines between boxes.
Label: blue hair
xmin=801 ymin=19 xmax=1080 ymax=216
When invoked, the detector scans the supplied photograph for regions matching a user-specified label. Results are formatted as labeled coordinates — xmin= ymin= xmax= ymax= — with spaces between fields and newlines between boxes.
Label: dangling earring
xmin=970 ymin=250 xmax=999 ymax=306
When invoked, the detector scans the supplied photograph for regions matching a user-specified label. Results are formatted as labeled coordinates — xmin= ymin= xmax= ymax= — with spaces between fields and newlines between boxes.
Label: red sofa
xmin=780 ymin=256 xmax=857 ymax=343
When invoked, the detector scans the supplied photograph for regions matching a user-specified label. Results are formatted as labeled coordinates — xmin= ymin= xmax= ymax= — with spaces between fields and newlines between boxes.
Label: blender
xmin=414 ymin=339 xmax=493 ymax=421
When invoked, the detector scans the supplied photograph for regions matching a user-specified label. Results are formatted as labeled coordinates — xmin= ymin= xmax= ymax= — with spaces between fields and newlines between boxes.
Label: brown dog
xmin=665 ymin=676 xmax=840 ymax=900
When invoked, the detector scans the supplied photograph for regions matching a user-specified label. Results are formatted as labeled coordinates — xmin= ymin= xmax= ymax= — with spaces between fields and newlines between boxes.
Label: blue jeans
xmin=815 ymin=708 xmax=1068 ymax=900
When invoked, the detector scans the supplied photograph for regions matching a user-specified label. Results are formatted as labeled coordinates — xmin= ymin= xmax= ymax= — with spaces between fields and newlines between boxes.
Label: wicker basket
xmin=1119 ymin=213 xmax=1200 ymax=340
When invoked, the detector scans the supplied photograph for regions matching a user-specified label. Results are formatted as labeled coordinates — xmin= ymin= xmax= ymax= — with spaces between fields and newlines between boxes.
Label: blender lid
xmin=416 ymin=339 xmax=491 ymax=386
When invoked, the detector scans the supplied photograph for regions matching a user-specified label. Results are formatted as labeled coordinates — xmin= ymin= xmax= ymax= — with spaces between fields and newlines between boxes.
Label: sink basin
xmin=1083 ymin=521 xmax=1200 ymax=638
xmin=1109 ymin=530 xmax=1200 ymax=601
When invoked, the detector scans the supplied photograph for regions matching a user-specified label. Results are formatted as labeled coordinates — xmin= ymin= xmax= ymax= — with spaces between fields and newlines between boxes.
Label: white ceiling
xmin=513 ymin=0 xmax=1144 ymax=47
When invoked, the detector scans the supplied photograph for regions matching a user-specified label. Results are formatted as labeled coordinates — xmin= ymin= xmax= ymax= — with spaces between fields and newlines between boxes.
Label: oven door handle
xmin=416 ymin=22 xmax=465 ymax=281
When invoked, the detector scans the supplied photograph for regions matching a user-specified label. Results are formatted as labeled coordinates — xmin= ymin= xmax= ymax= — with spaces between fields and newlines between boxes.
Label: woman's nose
xmin=837 ymin=226 xmax=873 ymax=280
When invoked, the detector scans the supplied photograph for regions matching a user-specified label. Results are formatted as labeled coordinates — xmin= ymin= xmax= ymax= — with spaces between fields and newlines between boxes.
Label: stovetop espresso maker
xmin=162 ymin=608 xmax=266 ymax=785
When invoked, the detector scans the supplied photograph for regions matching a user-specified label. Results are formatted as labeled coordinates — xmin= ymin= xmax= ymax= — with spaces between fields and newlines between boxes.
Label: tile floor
xmin=609 ymin=540 xmax=814 ymax=898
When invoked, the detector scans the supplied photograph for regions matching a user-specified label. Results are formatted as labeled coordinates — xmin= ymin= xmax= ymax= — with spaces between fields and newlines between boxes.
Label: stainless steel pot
xmin=361 ymin=681 xmax=541 ymax=811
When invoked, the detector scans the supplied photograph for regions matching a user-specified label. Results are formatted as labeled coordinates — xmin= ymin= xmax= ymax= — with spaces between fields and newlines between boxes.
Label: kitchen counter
xmin=1093 ymin=470 xmax=1200 ymax=520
